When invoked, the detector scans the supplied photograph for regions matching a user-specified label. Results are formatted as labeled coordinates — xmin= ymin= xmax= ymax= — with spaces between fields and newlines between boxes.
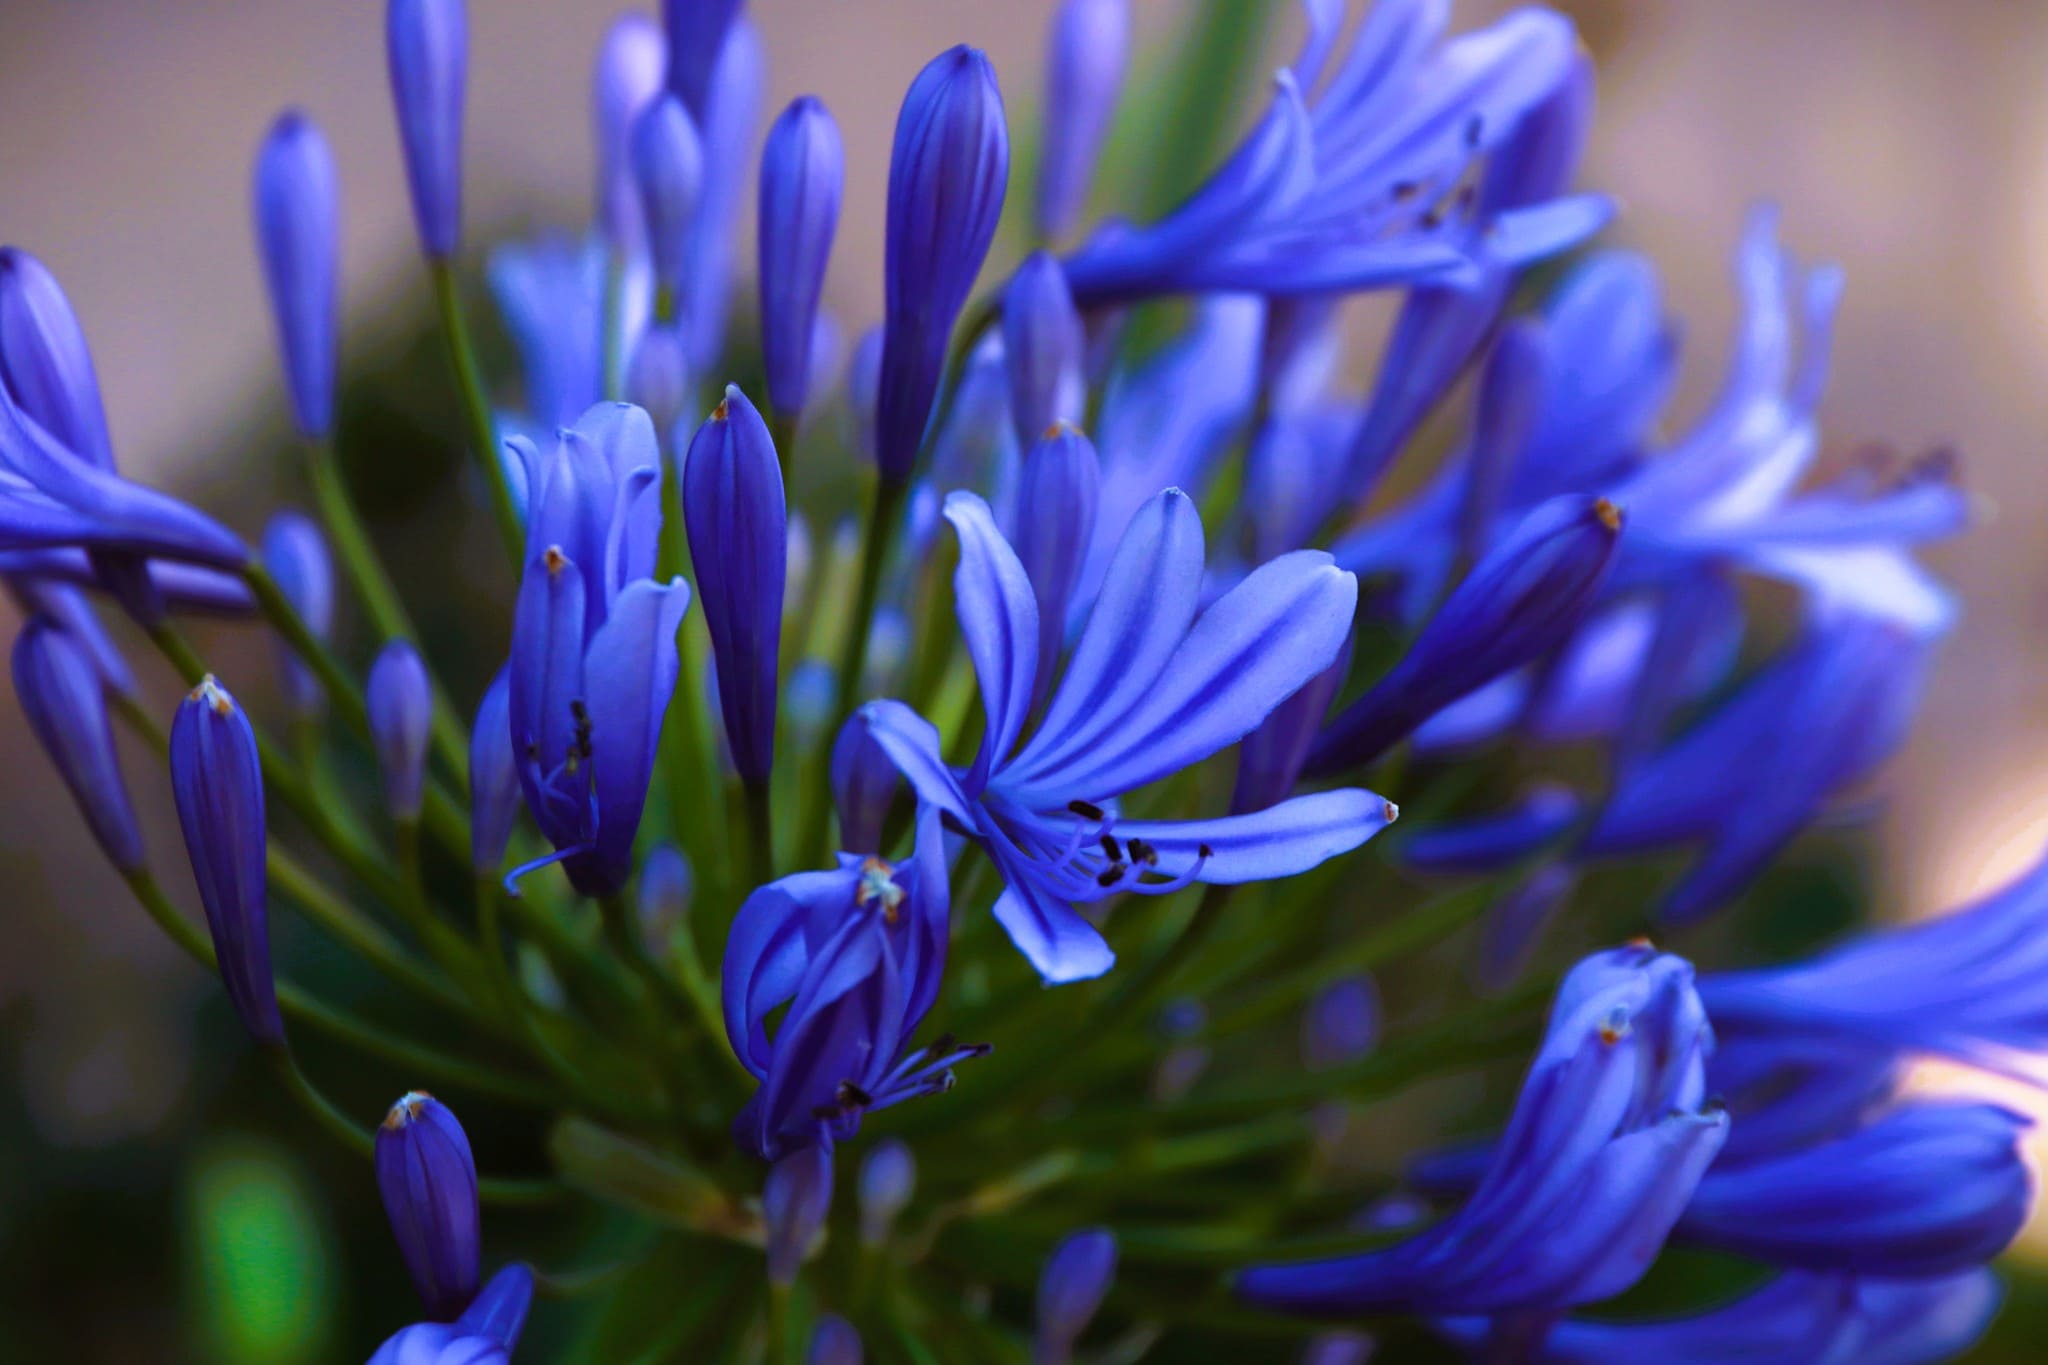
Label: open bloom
xmin=722 ymin=805 xmax=979 ymax=1161
xmin=1238 ymin=945 xmax=1727 ymax=1321
xmin=370 ymin=1261 xmax=533 ymax=1364
xmin=863 ymin=487 xmax=1393 ymax=983
xmin=503 ymin=402 xmax=691 ymax=897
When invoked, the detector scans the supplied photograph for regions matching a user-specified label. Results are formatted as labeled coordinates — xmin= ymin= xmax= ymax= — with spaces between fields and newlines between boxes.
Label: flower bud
xmin=631 ymin=93 xmax=705 ymax=296
xmin=6 ymin=579 xmax=136 ymax=698
xmin=681 ymin=386 xmax=786 ymax=784
xmin=764 ymin=1143 xmax=834 ymax=1285
xmin=456 ymin=1261 xmax=534 ymax=1350
xmin=663 ymin=0 xmax=743 ymax=120
xmin=369 ymin=640 xmax=433 ymax=820
xmin=759 ymin=97 xmax=845 ymax=419
xmin=468 ymin=668 xmax=519 ymax=875
xmin=1037 ymin=0 xmax=1129 ymax=242
xmin=14 ymin=617 xmax=143 ymax=872
xmin=170 ymin=676 xmax=282 ymax=1046
xmin=1302 ymin=976 xmax=1379 ymax=1072
xmin=259 ymin=512 xmax=334 ymax=721
xmin=1309 ymin=495 xmax=1623 ymax=775
xmin=385 ymin=0 xmax=467 ymax=260
xmin=377 ymin=1091 xmax=481 ymax=1319
xmin=808 ymin=1314 xmax=864 ymax=1365
xmin=1036 ymin=1226 xmax=1117 ymax=1364
xmin=1012 ymin=424 xmax=1099 ymax=704
xmin=637 ymin=843 xmax=692 ymax=952
xmin=831 ymin=710 xmax=902 ymax=855
xmin=875 ymin=46 xmax=1009 ymax=485
xmin=593 ymin=13 xmax=668 ymax=255
xmin=252 ymin=111 xmax=340 ymax=438
xmin=1003 ymin=253 xmax=1085 ymax=449
xmin=625 ymin=325 xmax=693 ymax=437
xmin=858 ymin=1138 xmax=917 ymax=1247
xmin=845 ymin=325 xmax=884 ymax=462
xmin=1232 ymin=635 xmax=1351 ymax=815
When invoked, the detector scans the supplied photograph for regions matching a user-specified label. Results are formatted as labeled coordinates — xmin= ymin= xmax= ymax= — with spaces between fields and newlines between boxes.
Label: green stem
xmin=123 ymin=870 xmax=549 ymax=1106
xmin=768 ymin=406 xmax=798 ymax=478
xmin=743 ymin=776 xmax=777 ymax=887
xmin=428 ymin=258 xmax=524 ymax=565
xmin=766 ymin=1282 xmax=792 ymax=1365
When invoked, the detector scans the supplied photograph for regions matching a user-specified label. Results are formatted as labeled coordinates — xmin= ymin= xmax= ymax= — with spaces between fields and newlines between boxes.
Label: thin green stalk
xmin=302 ymin=435 xmax=415 ymax=644
xmin=123 ymin=869 xmax=548 ymax=1105
xmin=428 ymin=258 xmax=524 ymax=564
xmin=768 ymin=406 xmax=798 ymax=476
xmin=743 ymin=776 xmax=776 ymax=886
xmin=766 ymin=1282 xmax=792 ymax=1365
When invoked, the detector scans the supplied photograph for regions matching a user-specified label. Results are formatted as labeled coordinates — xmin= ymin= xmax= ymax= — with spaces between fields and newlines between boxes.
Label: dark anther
xmin=836 ymin=1080 xmax=874 ymax=1109
xmin=1097 ymin=864 xmax=1127 ymax=887
xmin=1197 ymin=843 xmax=1214 ymax=860
xmin=1068 ymin=799 xmax=1105 ymax=821
xmin=1391 ymin=179 xmax=1420 ymax=202
xmin=1126 ymin=837 xmax=1158 ymax=867
xmin=935 ymin=1072 xmax=958 ymax=1094
xmin=1099 ymin=834 xmax=1123 ymax=862
xmin=1420 ymin=207 xmax=1445 ymax=231
xmin=928 ymin=1033 xmax=956 ymax=1057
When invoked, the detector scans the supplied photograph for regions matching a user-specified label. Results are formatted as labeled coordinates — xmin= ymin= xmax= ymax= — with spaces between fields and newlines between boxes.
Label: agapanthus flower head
xmin=874 ymin=45 xmax=1009 ymax=485
xmin=1036 ymin=0 xmax=1129 ymax=243
xmin=1239 ymin=944 xmax=1726 ymax=1321
xmin=377 ymin=1090 xmax=482 ymax=1321
xmin=369 ymin=639 xmax=433 ymax=820
xmin=723 ymin=805 xmax=976 ymax=1160
xmin=592 ymin=13 xmax=668 ymax=257
xmin=386 ymin=0 xmax=467 ymax=260
xmin=13 ymin=614 xmax=143 ymax=873
xmin=758 ymin=96 xmax=845 ymax=420
xmin=682 ymin=385 xmax=786 ymax=785
xmin=1036 ymin=1226 xmax=1118 ymax=1365
xmin=170 ymin=675 xmax=283 ymax=1047
xmin=863 ymin=487 xmax=1394 ymax=983
xmin=631 ymin=93 xmax=706 ymax=296
xmin=504 ymin=402 xmax=691 ymax=897
xmin=251 ymin=109 xmax=340 ymax=439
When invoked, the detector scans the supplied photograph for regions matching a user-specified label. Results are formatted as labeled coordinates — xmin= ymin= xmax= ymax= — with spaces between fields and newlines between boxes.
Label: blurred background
xmin=1 ymin=0 xmax=2044 ymax=1358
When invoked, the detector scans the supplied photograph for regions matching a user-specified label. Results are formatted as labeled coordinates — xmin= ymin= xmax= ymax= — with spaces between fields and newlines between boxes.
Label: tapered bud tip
xmin=1045 ymin=420 xmax=1081 ymax=440
xmin=1384 ymin=800 xmax=1400 ymax=824
xmin=191 ymin=674 xmax=236 ymax=716
xmin=543 ymin=545 xmax=568 ymax=576
xmin=713 ymin=394 xmax=730 ymax=422
xmin=383 ymin=1089 xmax=435 ymax=1130
xmin=1593 ymin=497 xmax=1622 ymax=533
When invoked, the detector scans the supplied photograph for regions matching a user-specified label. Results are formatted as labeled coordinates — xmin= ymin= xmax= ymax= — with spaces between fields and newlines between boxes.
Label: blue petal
xmin=858 ymin=700 xmax=977 ymax=822
xmin=943 ymin=491 xmax=1040 ymax=790
xmin=1113 ymin=789 xmax=1397 ymax=884
xmin=990 ymin=863 xmax=1115 ymax=984
xmin=579 ymin=576 xmax=691 ymax=895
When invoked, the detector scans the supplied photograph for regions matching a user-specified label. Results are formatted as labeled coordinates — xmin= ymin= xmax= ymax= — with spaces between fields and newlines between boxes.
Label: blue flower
xmin=1678 ymin=1101 xmax=2032 ymax=1278
xmin=661 ymin=0 xmax=743 ymax=122
xmin=369 ymin=640 xmax=434 ymax=821
xmin=13 ymin=614 xmax=143 ymax=873
xmin=1003 ymin=253 xmax=1087 ymax=450
xmin=503 ymin=403 xmax=691 ymax=898
xmin=874 ymin=46 xmax=1010 ymax=485
xmin=252 ymin=110 xmax=340 ymax=440
xmin=385 ymin=0 xmax=467 ymax=260
xmin=1060 ymin=4 xmax=1606 ymax=305
xmin=171 ymin=676 xmax=284 ymax=1048
xmin=467 ymin=667 xmax=519 ymax=876
xmin=1231 ymin=634 xmax=1349 ymax=816
xmin=1009 ymin=424 xmax=1101 ymax=704
xmin=758 ymin=97 xmax=845 ymax=420
xmin=1037 ymin=1226 xmax=1118 ymax=1365
xmin=674 ymin=18 xmax=762 ymax=372
xmin=862 ymin=488 xmax=1392 ymax=983
xmin=1438 ymin=1270 xmax=2000 ymax=1365
xmin=1237 ymin=945 xmax=1726 ymax=1319
xmin=1036 ymin=0 xmax=1129 ymax=243
xmin=0 ymin=249 xmax=245 ymax=600
xmin=630 ymin=94 xmax=705 ymax=298
xmin=1309 ymin=494 xmax=1624 ymax=776
xmin=722 ymin=805 xmax=977 ymax=1161
xmin=591 ymin=13 xmax=667 ymax=258
xmin=831 ymin=710 xmax=903 ymax=857
xmin=377 ymin=1091 xmax=481 ymax=1320
xmin=681 ymin=386 xmax=786 ymax=786
xmin=369 ymin=1261 xmax=533 ymax=1365
xmin=488 ymin=233 xmax=629 ymax=441
xmin=1699 ymin=843 xmax=2048 ymax=1078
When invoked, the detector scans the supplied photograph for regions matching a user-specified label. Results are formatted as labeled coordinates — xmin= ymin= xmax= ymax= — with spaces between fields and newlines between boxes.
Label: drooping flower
xmin=386 ymin=0 xmax=467 ymax=261
xmin=1036 ymin=1227 xmax=1118 ymax=1365
xmin=503 ymin=402 xmax=691 ymax=897
xmin=681 ymin=386 xmax=786 ymax=786
xmin=251 ymin=110 xmax=340 ymax=440
xmin=873 ymin=46 xmax=1010 ymax=485
xmin=377 ymin=1091 xmax=482 ymax=1321
xmin=1237 ymin=945 xmax=1726 ymax=1323
xmin=1059 ymin=4 xmax=1607 ymax=306
xmin=862 ymin=488 xmax=1394 ymax=983
xmin=170 ymin=676 xmax=284 ymax=1048
xmin=722 ymin=804 xmax=977 ymax=1161
xmin=758 ymin=97 xmax=845 ymax=421
xmin=13 ymin=614 xmax=144 ymax=874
